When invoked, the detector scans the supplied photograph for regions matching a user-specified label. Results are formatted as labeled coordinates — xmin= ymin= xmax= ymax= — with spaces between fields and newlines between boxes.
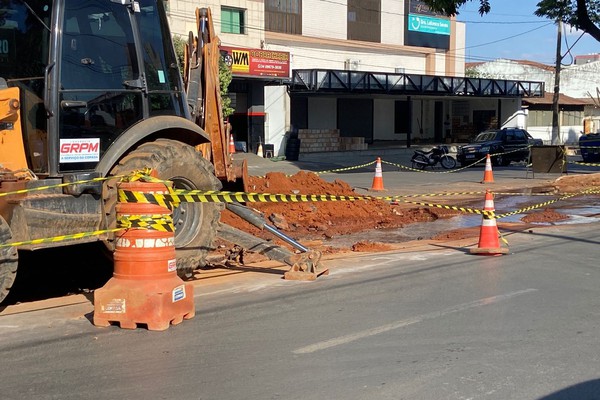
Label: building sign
xmin=404 ymin=0 xmax=450 ymax=49
xmin=408 ymin=15 xmax=450 ymax=35
xmin=220 ymin=46 xmax=290 ymax=78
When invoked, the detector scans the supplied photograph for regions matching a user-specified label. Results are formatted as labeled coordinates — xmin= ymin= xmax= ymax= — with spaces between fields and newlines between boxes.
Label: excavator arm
xmin=183 ymin=7 xmax=237 ymax=184
xmin=181 ymin=7 xmax=326 ymax=280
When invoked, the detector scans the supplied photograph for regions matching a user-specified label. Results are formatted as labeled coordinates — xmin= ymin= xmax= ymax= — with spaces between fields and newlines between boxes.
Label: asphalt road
xmin=1 ymin=222 xmax=599 ymax=400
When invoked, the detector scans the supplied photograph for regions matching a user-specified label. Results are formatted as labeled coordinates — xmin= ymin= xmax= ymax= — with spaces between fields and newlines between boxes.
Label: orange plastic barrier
xmin=93 ymin=180 xmax=195 ymax=331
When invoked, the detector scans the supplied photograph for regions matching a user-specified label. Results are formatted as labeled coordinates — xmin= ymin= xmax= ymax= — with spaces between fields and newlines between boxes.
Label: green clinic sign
xmin=408 ymin=15 xmax=450 ymax=35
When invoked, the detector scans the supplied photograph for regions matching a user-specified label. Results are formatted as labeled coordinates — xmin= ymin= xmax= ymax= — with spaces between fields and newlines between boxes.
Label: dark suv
xmin=457 ymin=128 xmax=543 ymax=167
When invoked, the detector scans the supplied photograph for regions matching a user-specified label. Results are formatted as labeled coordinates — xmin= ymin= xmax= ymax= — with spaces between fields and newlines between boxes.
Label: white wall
xmin=303 ymin=0 xmax=347 ymax=40
xmin=527 ymin=126 xmax=580 ymax=145
xmin=266 ymin=43 xmax=427 ymax=74
xmin=380 ymin=0 xmax=404 ymax=46
xmin=168 ymin=0 xmax=264 ymax=48
xmin=501 ymin=109 xmax=528 ymax=129
xmin=453 ymin=21 xmax=466 ymax=76
xmin=264 ymin=86 xmax=289 ymax=156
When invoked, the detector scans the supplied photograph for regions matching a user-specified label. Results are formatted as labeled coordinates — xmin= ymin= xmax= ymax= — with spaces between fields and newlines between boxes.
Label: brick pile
xmin=297 ymin=129 xmax=368 ymax=153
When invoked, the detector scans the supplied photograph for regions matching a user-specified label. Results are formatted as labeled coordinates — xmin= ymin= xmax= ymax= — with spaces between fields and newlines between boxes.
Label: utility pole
xmin=552 ymin=20 xmax=562 ymax=145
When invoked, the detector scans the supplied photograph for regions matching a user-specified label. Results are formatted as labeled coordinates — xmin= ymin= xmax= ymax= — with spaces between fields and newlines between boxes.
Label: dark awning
xmin=288 ymin=69 xmax=545 ymax=98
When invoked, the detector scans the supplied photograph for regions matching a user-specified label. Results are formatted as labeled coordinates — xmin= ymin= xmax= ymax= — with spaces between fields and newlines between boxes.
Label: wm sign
xmin=231 ymin=49 xmax=250 ymax=73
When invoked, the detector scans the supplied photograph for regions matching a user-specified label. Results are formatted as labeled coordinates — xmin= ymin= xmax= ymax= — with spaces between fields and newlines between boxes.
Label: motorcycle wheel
xmin=440 ymin=155 xmax=457 ymax=169
xmin=411 ymin=154 xmax=428 ymax=170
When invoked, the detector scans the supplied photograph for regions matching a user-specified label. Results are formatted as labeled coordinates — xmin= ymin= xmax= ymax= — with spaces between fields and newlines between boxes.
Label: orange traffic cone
xmin=482 ymin=154 xmax=494 ymax=183
xmin=470 ymin=190 xmax=508 ymax=256
xmin=370 ymin=157 xmax=385 ymax=191
xmin=229 ymin=134 xmax=236 ymax=154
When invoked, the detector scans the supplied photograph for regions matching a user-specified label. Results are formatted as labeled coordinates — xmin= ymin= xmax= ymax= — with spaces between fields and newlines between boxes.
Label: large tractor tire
xmin=0 ymin=216 xmax=19 ymax=304
xmin=103 ymin=139 xmax=223 ymax=278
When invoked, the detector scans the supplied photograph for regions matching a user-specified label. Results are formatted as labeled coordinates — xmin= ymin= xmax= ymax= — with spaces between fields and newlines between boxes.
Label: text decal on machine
xmin=60 ymin=138 xmax=100 ymax=163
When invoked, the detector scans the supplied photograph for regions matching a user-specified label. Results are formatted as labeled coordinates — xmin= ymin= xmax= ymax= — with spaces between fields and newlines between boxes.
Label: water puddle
xmin=323 ymin=193 xmax=600 ymax=248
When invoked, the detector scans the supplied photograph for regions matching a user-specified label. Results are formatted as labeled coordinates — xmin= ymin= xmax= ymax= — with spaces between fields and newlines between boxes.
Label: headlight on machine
xmin=480 ymin=146 xmax=490 ymax=153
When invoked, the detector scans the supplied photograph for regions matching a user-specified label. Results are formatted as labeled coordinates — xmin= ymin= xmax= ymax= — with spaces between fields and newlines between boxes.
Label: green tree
xmin=172 ymin=35 xmax=234 ymax=118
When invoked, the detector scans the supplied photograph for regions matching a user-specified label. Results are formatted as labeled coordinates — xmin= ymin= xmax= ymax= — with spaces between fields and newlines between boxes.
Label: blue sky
xmin=455 ymin=1 xmax=599 ymax=65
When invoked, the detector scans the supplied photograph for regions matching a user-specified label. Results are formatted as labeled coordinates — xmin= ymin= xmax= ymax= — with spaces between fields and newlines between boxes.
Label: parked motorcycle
xmin=411 ymin=145 xmax=457 ymax=170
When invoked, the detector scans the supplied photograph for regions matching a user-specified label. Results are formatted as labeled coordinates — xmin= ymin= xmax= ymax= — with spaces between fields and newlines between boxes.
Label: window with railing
xmin=265 ymin=0 xmax=302 ymax=35
xmin=222 ymin=7 xmax=246 ymax=34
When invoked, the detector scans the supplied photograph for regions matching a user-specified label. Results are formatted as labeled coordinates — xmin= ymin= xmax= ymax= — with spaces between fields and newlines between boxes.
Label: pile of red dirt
xmin=216 ymin=170 xmax=600 ymax=257
xmin=220 ymin=171 xmax=459 ymax=247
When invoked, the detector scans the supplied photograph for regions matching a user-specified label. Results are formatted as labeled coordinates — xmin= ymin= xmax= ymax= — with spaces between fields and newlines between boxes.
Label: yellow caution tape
xmin=0 ymin=228 xmax=123 ymax=249
xmin=0 ymin=170 xmax=145 ymax=198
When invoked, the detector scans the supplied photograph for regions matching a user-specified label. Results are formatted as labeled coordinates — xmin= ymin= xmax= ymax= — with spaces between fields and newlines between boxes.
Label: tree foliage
xmin=172 ymin=35 xmax=234 ymax=118
xmin=421 ymin=0 xmax=600 ymax=41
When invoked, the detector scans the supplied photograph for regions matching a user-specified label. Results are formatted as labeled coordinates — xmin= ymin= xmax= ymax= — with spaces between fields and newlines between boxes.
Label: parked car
xmin=456 ymin=128 xmax=543 ymax=167
xmin=579 ymin=133 xmax=600 ymax=163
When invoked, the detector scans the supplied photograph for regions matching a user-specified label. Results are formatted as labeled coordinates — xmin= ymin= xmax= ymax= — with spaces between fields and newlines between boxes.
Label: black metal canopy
xmin=289 ymin=69 xmax=545 ymax=97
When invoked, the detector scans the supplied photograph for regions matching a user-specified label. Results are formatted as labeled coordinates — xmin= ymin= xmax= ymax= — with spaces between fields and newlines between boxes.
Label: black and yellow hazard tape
xmin=0 ymin=213 xmax=173 ymax=249
xmin=381 ymin=159 xmax=462 ymax=173
xmin=401 ymin=199 xmax=491 ymax=216
xmin=121 ymin=189 xmax=373 ymax=206
xmin=0 ymin=169 xmax=151 ymax=198
xmin=251 ymin=160 xmax=377 ymax=179
xmin=3 ymin=185 xmax=599 ymax=249
xmin=315 ymin=160 xmax=377 ymax=175
xmin=569 ymin=160 xmax=600 ymax=167
xmin=492 ymin=191 xmax=558 ymax=196
xmin=494 ymin=189 xmax=592 ymax=219
xmin=118 ymin=187 xmax=179 ymax=210
xmin=0 ymin=227 xmax=124 ymax=249
xmin=117 ymin=214 xmax=174 ymax=232
xmin=399 ymin=191 xmax=486 ymax=198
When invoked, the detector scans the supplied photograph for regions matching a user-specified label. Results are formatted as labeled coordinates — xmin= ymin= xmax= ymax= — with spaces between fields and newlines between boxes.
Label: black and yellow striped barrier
xmin=117 ymin=214 xmax=174 ymax=232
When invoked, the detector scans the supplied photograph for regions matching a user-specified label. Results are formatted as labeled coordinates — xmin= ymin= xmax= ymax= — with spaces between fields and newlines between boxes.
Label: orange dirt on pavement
xmin=216 ymin=170 xmax=600 ymax=258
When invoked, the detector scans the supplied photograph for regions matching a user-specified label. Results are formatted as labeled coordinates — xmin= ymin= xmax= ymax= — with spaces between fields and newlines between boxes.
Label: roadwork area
xmin=2 ymin=166 xmax=599 ymax=312
xmin=216 ymin=169 xmax=600 ymax=260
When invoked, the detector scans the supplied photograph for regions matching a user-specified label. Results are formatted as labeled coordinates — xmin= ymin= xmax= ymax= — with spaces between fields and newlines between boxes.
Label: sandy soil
xmin=214 ymin=170 xmax=600 ymax=261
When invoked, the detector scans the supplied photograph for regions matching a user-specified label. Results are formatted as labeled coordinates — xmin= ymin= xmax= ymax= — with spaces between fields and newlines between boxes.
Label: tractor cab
xmin=0 ymin=0 xmax=186 ymax=178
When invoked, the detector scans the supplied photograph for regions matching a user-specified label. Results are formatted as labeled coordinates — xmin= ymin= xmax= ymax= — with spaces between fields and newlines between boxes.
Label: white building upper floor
xmin=166 ymin=0 xmax=466 ymax=78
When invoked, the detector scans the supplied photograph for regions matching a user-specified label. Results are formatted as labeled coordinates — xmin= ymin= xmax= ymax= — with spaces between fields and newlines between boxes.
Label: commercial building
xmin=166 ymin=0 xmax=543 ymax=156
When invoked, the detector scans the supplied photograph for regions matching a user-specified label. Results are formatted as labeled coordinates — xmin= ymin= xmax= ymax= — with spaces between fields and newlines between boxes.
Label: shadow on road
xmin=537 ymin=378 xmax=600 ymax=400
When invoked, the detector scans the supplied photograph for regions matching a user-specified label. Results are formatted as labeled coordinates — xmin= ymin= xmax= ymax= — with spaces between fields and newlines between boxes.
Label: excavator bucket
xmin=283 ymin=251 xmax=330 ymax=281
xmin=218 ymin=203 xmax=330 ymax=281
